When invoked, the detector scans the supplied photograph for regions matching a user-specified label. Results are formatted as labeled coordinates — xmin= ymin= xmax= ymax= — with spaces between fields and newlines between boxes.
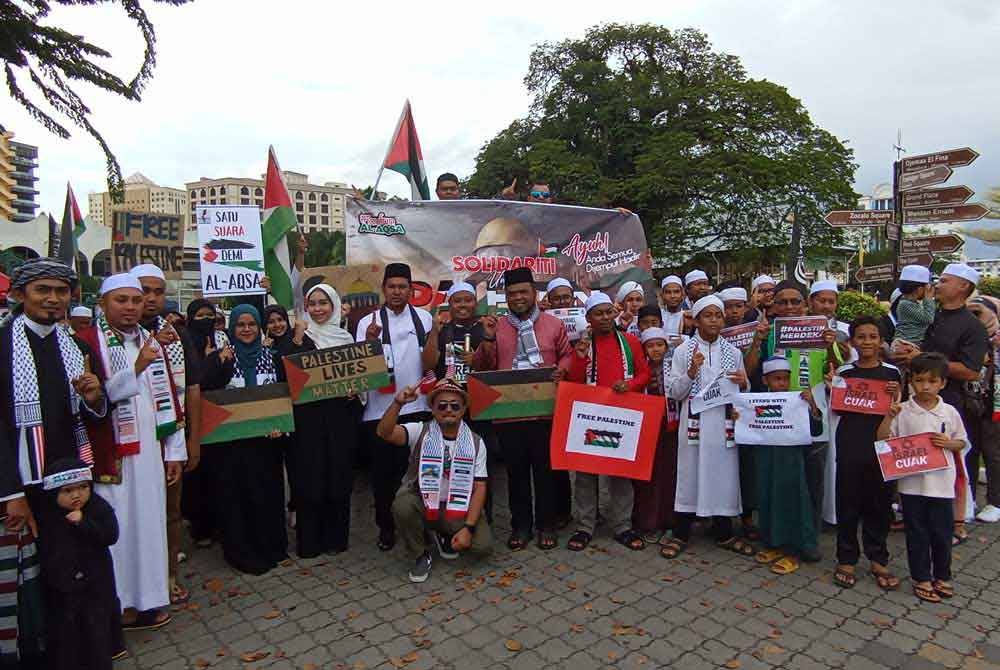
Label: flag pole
xmin=370 ymin=166 xmax=385 ymax=201
xmin=371 ymin=99 xmax=410 ymax=202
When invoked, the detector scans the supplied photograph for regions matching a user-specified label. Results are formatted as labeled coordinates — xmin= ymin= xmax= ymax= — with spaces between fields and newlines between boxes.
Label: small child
xmin=637 ymin=305 xmax=664 ymax=332
xmin=878 ymin=353 xmax=967 ymax=602
xmin=891 ymin=265 xmax=935 ymax=353
xmin=37 ymin=458 xmax=123 ymax=670
xmin=832 ymin=316 xmax=902 ymax=590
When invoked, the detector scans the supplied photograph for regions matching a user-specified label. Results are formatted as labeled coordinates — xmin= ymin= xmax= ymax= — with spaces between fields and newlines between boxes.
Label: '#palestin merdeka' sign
xmin=196 ymin=205 xmax=266 ymax=297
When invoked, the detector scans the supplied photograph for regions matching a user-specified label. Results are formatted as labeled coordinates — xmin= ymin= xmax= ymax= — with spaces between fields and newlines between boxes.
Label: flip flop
xmin=932 ymin=580 xmax=954 ymax=598
xmin=717 ymin=537 xmax=755 ymax=556
xmin=169 ymin=582 xmax=190 ymax=605
xmin=614 ymin=530 xmax=646 ymax=551
xmin=122 ymin=610 xmax=171 ymax=632
xmin=659 ymin=539 xmax=686 ymax=559
xmin=770 ymin=556 xmax=800 ymax=575
xmin=913 ymin=583 xmax=941 ymax=603
xmin=833 ymin=567 xmax=856 ymax=589
xmin=870 ymin=568 xmax=901 ymax=591
xmin=567 ymin=531 xmax=592 ymax=552
xmin=537 ymin=532 xmax=558 ymax=551
xmin=507 ymin=534 xmax=529 ymax=552
xmin=755 ymin=548 xmax=784 ymax=564
xmin=643 ymin=530 xmax=664 ymax=544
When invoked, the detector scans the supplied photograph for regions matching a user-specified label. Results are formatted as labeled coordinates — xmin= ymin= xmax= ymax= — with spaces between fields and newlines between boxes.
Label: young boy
xmin=832 ymin=315 xmax=902 ymax=590
xmin=719 ymin=287 xmax=749 ymax=327
xmin=37 ymin=458 xmax=123 ymax=670
xmin=752 ymin=356 xmax=823 ymax=575
xmin=637 ymin=305 xmax=664 ymax=332
xmin=878 ymin=353 xmax=967 ymax=602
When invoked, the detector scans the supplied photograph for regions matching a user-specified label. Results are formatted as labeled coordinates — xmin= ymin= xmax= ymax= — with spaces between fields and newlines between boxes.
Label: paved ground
xmin=117 ymin=471 xmax=1000 ymax=670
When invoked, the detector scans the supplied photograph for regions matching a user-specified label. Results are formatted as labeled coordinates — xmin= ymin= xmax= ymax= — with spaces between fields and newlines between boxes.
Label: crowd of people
xmin=2 ymin=185 xmax=999 ymax=666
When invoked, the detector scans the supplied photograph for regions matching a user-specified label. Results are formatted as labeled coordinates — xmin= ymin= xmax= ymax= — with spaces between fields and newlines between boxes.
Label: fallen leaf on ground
xmin=724 ymin=659 xmax=741 ymax=669
xmin=263 ymin=610 xmax=281 ymax=620
xmin=607 ymin=652 xmax=618 ymax=660
xmin=194 ymin=659 xmax=210 ymax=669
xmin=240 ymin=651 xmax=270 ymax=662
xmin=611 ymin=624 xmax=645 ymax=637
xmin=402 ymin=651 xmax=419 ymax=663
xmin=303 ymin=664 xmax=319 ymax=670
xmin=523 ymin=586 xmax=536 ymax=593
xmin=610 ymin=595 xmax=625 ymax=604
xmin=216 ymin=649 xmax=229 ymax=657
xmin=734 ymin=603 xmax=747 ymax=612
xmin=337 ymin=579 xmax=351 ymax=586
xmin=204 ymin=578 xmax=224 ymax=593
xmin=583 ymin=603 xmax=594 ymax=611
xmin=570 ymin=624 xmax=584 ymax=633
xmin=346 ymin=611 xmax=360 ymax=620
xmin=353 ymin=662 xmax=367 ymax=670
xmin=767 ymin=629 xmax=782 ymax=639
xmin=660 ymin=574 xmax=676 ymax=582
xmin=554 ymin=564 xmax=569 ymax=572
xmin=274 ymin=650 xmax=286 ymax=659
xmin=715 ymin=578 xmax=730 ymax=586
xmin=497 ymin=571 xmax=520 ymax=587
xmin=505 ymin=639 xmax=523 ymax=652
xmin=567 ymin=582 xmax=578 ymax=590
xmin=416 ymin=639 xmax=432 ymax=648
xmin=763 ymin=645 xmax=784 ymax=655
xmin=411 ymin=626 xmax=426 ymax=637
xmin=873 ymin=618 xmax=892 ymax=629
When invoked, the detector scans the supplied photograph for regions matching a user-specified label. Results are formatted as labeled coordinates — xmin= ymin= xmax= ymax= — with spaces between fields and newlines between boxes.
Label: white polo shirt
xmin=890 ymin=397 xmax=968 ymax=498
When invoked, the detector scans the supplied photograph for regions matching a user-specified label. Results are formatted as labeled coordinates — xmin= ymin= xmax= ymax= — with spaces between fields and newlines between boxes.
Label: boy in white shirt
xmin=879 ymin=352 xmax=968 ymax=603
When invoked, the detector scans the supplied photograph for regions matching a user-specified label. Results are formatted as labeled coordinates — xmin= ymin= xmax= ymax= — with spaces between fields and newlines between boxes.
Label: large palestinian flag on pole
xmin=381 ymin=100 xmax=430 ymax=201
xmin=467 ymin=367 xmax=557 ymax=421
xmin=199 ymin=383 xmax=295 ymax=445
xmin=262 ymin=146 xmax=299 ymax=310
xmin=59 ymin=183 xmax=85 ymax=268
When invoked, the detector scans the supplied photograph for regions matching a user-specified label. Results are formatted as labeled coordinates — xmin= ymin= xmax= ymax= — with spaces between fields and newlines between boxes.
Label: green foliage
xmin=1 ymin=0 xmax=191 ymax=200
xmin=465 ymin=23 xmax=859 ymax=263
xmin=302 ymin=230 xmax=345 ymax=267
xmin=836 ymin=290 xmax=886 ymax=323
xmin=978 ymin=277 xmax=1000 ymax=298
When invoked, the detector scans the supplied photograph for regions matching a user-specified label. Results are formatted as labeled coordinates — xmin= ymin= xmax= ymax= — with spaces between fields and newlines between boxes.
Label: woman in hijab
xmin=208 ymin=305 xmax=289 ymax=574
xmin=281 ymin=284 xmax=361 ymax=558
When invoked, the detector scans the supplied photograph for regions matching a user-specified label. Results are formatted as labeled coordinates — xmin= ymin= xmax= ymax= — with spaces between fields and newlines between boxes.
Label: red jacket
xmin=566 ymin=331 xmax=650 ymax=392
xmin=475 ymin=311 xmax=573 ymax=371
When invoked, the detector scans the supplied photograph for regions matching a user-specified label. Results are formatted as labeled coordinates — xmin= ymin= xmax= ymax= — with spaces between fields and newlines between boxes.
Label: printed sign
xmin=690 ymin=376 xmax=740 ymax=415
xmin=196 ymin=205 xmax=266 ymax=297
xmin=550 ymin=382 xmax=664 ymax=480
xmin=549 ymin=307 xmax=588 ymax=342
xmin=875 ymin=433 xmax=951 ymax=482
xmin=200 ymin=383 xmax=294 ymax=445
xmin=734 ymin=392 xmax=812 ymax=446
xmin=721 ymin=322 xmax=758 ymax=352
xmin=773 ymin=316 xmax=829 ymax=350
xmin=111 ymin=211 xmax=184 ymax=278
xmin=830 ymin=376 xmax=893 ymax=415
xmin=467 ymin=367 xmax=556 ymax=421
xmin=282 ymin=340 xmax=390 ymax=404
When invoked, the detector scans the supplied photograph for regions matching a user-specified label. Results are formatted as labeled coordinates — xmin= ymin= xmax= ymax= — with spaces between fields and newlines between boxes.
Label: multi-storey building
xmin=87 ymin=172 xmax=188 ymax=227
xmin=0 ymin=126 xmax=40 ymax=223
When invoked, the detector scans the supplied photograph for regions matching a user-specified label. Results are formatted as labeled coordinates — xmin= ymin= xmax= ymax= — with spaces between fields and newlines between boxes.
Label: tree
xmin=465 ymin=24 xmax=859 ymax=264
xmin=978 ymin=277 xmax=1000 ymax=299
xmin=301 ymin=230 xmax=345 ymax=267
xmin=2 ymin=0 xmax=192 ymax=200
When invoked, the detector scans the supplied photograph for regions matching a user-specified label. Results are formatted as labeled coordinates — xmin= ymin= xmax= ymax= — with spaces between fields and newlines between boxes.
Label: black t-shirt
xmin=922 ymin=306 xmax=988 ymax=408
xmin=834 ymin=362 xmax=902 ymax=467
xmin=434 ymin=320 xmax=485 ymax=384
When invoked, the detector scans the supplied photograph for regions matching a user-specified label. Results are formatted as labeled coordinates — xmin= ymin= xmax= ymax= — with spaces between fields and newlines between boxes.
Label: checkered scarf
xmin=507 ymin=307 xmax=543 ymax=368
xmin=229 ymin=345 xmax=277 ymax=388
xmin=11 ymin=314 xmax=93 ymax=484
xmin=154 ymin=315 xmax=187 ymax=416
xmin=681 ymin=336 xmax=739 ymax=448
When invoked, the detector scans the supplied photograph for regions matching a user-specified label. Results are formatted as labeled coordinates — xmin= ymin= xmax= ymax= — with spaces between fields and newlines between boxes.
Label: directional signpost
xmin=855 ymin=264 xmax=894 ymax=283
xmin=901 ymin=186 xmax=974 ymax=209
xmin=902 ymin=203 xmax=988 ymax=225
xmin=899 ymin=165 xmax=953 ymax=192
xmin=901 ymin=147 xmax=980 ymax=173
xmin=823 ymin=210 xmax=895 ymax=227
xmin=900 ymin=234 xmax=964 ymax=255
xmin=897 ymin=253 xmax=933 ymax=267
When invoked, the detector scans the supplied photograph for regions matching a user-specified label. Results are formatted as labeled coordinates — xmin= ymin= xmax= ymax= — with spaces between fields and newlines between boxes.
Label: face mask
xmin=190 ymin=317 xmax=215 ymax=336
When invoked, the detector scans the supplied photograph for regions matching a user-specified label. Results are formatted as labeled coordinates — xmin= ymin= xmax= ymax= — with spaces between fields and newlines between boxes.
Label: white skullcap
xmin=762 ymin=356 xmax=792 ymax=376
xmin=446 ymin=281 xmax=476 ymax=300
xmin=942 ymin=263 xmax=980 ymax=286
xmin=585 ymin=291 xmax=613 ymax=313
xmin=640 ymin=327 xmax=668 ymax=344
xmin=129 ymin=264 xmax=166 ymax=281
xmin=684 ymin=269 xmax=708 ymax=286
xmin=100 ymin=273 xmax=142 ymax=295
xmin=661 ymin=275 xmax=683 ymax=288
xmin=718 ymin=287 xmax=747 ymax=303
xmin=615 ymin=281 xmax=644 ymax=303
xmin=899 ymin=265 xmax=931 ymax=283
xmin=752 ymin=275 xmax=776 ymax=291
xmin=546 ymin=277 xmax=572 ymax=293
xmin=691 ymin=295 xmax=724 ymax=319
xmin=70 ymin=306 xmax=92 ymax=318
xmin=809 ymin=279 xmax=839 ymax=296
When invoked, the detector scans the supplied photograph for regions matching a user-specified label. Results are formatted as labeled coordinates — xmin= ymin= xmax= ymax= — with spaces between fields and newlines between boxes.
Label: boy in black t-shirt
xmin=832 ymin=316 xmax=902 ymax=591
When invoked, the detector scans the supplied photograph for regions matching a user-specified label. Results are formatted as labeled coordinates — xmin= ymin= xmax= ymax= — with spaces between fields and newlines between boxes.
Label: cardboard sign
xmin=875 ymin=433 xmax=951 ymax=482
xmin=111 ymin=211 xmax=184 ymax=278
xmin=734 ymin=392 xmax=812 ymax=446
xmin=196 ymin=205 xmax=266 ymax=297
xmin=200 ymin=383 xmax=294 ymax=445
xmin=550 ymin=382 xmax=664 ymax=481
xmin=830 ymin=376 xmax=893 ymax=415
xmin=467 ymin=367 xmax=556 ymax=421
xmin=689 ymin=375 xmax=740 ymax=415
xmin=282 ymin=340 xmax=390 ymax=404
xmin=549 ymin=307 xmax=588 ymax=342
xmin=774 ymin=316 xmax=829 ymax=350
xmin=721 ymin=322 xmax=758 ymax=352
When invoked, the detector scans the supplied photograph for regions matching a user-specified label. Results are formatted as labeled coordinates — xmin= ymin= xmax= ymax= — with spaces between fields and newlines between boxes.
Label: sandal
xmin=913 ymin=582 xmax=942 ymax=603
xmin=755 ymin=548 xmax=784 ymax=564
xmin=770 ymin=556 xmax=800 ymax=575
xmin=643 ymin=529 xmax=664 ymax=544
xmin=169 ymin=581 xmax=190 ymax=605
xmin=567 ymin=531 xmax=592 ymax=552
xmin=614 ymin=529 xmax=646 ymax=551
xmin=870 ymin=566 xmax=901 ymax=591
xmin=507 ymin=534 xmax=529 ymax=552
xmin=741 ymin=523 xmax=761 ymax=542
xmin=833 ymin=566 xmax=856 ymax=589
xmin=659 ymin=539 xmax=686 ymax=559
xmin=537 ymin=532 xmax=558 ymax=551
xmin=717 ymin=537 xmax=755 ymax=557
xmin=932 ymin=580 xmax=954 ymax=598
xmin=122 ymin=609 xmax=171 ymax=632
xmin=111 ymin=649 xmax=129 ymax=661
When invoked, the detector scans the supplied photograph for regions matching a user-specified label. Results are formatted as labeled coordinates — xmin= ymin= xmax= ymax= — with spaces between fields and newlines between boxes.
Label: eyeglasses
xmin=530 ymin=191 xmax=552 ymax=199
xmin=773 ymin=298 xmax=804 ymax=306
xmin=435 ymin=401 xmax=463 ymax=412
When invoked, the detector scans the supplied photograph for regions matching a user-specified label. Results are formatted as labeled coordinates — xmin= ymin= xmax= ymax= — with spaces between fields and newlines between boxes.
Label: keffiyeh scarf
xmin=229 ymin=345 xmax=278 ymax=388
xmin=417 ymin=420 xmax=478 ymax=521
xmin=11 ymin=314 xmax=93 ymax=483
xmin=587 ymin=330 xmax=634 ymax=386
xmin=508 ymin=307 xmax=543 ymax=369
xmin=154 ymin=315 xmax=187 ymax=417
xmin=680 ymin=336 xmax=739 ymax=448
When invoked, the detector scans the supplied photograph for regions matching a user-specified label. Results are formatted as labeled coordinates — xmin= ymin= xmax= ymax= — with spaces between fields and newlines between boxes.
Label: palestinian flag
xmin=200 ymin=383 xmax=295 ymax=445
xmin=262 ymin=146 xmax=299 ymax=310
xmin=59 ymin=183 xmax=84 ymax=268
xmin=467 ymin=367 xmax=556 ymax=421
xmin=537 ymin=240 xmax=558 ymax=258
xmin=381 ymin=100 xmax=430 ymax=201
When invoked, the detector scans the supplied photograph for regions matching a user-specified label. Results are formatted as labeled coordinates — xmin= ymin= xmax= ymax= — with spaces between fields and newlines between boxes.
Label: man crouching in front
xmin=379 ymin=378 xmax=493 ymax=582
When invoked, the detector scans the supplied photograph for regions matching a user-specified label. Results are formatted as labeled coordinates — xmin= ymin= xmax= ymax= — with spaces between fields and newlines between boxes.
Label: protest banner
xmin=690 ymin=376 xmax=740 ymax=415
xmin=773 ymin=316 xmax=829 ymax=349
xmin=721 ymin=322 xmax=758 ymax=352
xmin=196 ymin=205 xmax=266 ymax=297
xmin=345 ymin=199 xmax=653 ymax=313
xmin=111 ymin=211 xmax=184 ymax=278
xmin=467 ymin=368 xmax=556 ymax=421
xmin=200 ymin=383 xmax=294 ymax=445
xmin=830 ymin=376 xmax=893 ymax=415
xmin=550 ymin=382 xmax=664 ymax=480
xmin=875 ymin=433 xmax=951 ymax=481
xmin=734 ymin=392 xmax=812 ymax=446
xmin=282 ymin=340 xmax=390 ymax=404
xmin=548 ymin=307 xmax=588 ymax=341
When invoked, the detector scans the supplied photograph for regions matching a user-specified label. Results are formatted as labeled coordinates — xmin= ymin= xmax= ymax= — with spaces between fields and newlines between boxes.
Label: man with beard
xmin=747 ymin=275 xmax=777 ymax=322
xmin=423 ymin=282 xmax=485 ymax=384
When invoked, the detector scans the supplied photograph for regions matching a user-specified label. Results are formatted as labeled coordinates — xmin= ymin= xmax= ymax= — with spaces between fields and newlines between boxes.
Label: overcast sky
xmin=2 ymin=0 xmax=998 ymax=226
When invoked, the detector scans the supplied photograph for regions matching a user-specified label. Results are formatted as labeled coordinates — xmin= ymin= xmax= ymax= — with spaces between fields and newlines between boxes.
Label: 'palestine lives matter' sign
xmin=282 ymin=341 xmax=390 ymax=404
xmin=197 ymin=205 xmax=266 ymax=297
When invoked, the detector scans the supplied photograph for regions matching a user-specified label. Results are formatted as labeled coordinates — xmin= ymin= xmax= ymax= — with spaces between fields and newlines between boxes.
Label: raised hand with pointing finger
xmin=134 ymin=336 xmax=160 ymax=376
xmin=500 ymin=177 xmax=519 ymax=200
xmin=687 ymin=344 xmax=705 ymax=379
xmin=72 ymin=354 xmax=104 ymax=410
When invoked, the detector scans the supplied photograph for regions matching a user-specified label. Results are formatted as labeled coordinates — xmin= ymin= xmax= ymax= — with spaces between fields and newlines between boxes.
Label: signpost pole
xmin=892 ymin=160 xmax=903 ymax=268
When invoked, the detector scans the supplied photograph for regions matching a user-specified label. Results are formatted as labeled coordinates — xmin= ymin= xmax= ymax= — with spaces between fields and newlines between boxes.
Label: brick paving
xmin=117 ymin=471 xmax=1000 ymax=670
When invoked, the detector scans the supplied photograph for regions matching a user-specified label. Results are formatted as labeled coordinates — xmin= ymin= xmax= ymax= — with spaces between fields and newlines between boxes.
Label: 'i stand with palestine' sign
xmin=197 ymin=205 xmax=266 ymax=297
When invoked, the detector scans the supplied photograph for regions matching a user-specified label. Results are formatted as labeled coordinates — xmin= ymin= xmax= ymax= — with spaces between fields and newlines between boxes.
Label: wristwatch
xmin=464 ymin=523 xmax=477 ymax=535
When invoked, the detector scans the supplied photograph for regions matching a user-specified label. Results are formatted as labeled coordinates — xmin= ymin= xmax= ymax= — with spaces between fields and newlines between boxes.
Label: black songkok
xmin=383 ymin=263 xmax=412 ymax=283
xmin=503 ymin=267 xmax=534 ymax=287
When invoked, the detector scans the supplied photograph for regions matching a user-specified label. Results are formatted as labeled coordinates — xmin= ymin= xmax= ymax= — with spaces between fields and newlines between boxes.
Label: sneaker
xmin=409 ymin=552 xmax=433 ymax=583
xmin=434 ymin=532 xmax=459 ymax=560
xmin=976 ymin=504 xmax=1000 ymax=523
